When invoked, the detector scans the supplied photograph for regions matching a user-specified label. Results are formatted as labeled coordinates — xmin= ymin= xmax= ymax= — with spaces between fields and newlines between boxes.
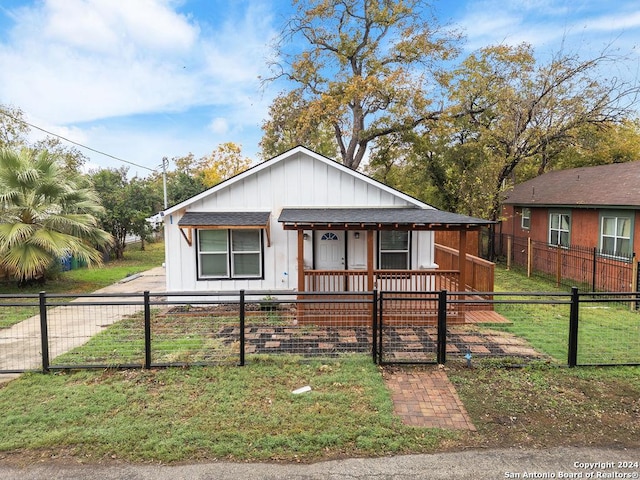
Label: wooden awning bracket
xmin=179 ymin=226 xmax=193 ymax=247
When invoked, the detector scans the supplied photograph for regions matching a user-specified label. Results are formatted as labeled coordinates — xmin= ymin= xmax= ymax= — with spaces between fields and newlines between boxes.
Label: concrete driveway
xmin=0 ymin=267 xmax=166 ymax=383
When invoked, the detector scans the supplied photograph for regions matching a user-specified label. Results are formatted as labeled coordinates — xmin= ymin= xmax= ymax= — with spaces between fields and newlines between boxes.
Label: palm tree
xmin=0 ymin=148 xmax=113 ymax=283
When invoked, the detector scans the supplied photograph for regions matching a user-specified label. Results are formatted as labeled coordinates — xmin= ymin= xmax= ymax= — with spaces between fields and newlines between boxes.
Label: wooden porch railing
xmin=303 ymin=269 xmax=460 ymax=293
xmin=301 ymin=269 xmax=464 ymax=325
xmin=434 ymin=243 xmax=494 ymax=292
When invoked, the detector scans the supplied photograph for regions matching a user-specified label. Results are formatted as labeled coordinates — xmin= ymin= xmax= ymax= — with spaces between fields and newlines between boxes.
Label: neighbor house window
xmin=548 ymin=212 xmax=570 ymax=247
xmin=600 ymin=213 xmax=632 ymax=258
xmin=198 ymin=229 xmax=262 ymax=279
xmin=379 ymin=231 xmax=410 ymax=269
xmin=521 ymin=207 xmax=531 ymax=230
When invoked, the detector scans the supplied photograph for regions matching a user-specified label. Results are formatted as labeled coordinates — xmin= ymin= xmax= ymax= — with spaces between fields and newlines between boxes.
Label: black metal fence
xmin=494 ymin=234 xmax=636 ymax=293
xmin=1 ymin=288 xmax=639 ymax=374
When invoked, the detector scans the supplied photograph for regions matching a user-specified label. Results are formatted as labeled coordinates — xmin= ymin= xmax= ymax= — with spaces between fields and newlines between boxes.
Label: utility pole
xmin=162 ymin=156 xmax=168 ymax=209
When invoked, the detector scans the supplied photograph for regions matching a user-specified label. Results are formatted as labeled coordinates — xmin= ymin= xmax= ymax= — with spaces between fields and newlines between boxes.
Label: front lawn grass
xmin=448 ymin=363 xmax=640 ymax=449
xmin=0 ymin=356 xmax=452 ymax=463
xmin=480 ymin=265 xmax=640 ymax=365
xmin=0 ymin=358 xmax=638 ymax=464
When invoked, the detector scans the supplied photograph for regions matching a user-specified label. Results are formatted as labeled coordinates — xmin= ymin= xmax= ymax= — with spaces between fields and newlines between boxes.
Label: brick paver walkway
xmin=384 ymin=368 xmax=476 ymax=431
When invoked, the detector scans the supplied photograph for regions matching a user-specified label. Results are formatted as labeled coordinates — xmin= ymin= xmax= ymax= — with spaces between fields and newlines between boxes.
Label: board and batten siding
xmin=163 ymin=149 xmax=436 ymax=293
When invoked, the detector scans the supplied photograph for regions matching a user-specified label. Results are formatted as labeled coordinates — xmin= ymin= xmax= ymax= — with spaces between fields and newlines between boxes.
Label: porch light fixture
xmin=354 ymin=232 xmax=360 ymax=239
xmin=303 ymin=233 xmax=309 ymax=240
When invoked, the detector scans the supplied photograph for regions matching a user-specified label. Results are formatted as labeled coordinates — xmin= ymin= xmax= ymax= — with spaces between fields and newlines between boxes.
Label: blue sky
xmin=0 ymin=0 xmax=638 ymax=177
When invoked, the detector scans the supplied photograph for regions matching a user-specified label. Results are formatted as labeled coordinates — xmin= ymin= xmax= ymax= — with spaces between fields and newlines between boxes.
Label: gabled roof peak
xmin=163 ymin=146 xmax=432 ymax=215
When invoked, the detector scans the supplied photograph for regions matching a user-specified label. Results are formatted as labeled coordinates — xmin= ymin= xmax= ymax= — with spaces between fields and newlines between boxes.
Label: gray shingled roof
xmin=278 ymin=208 xmax=492 ymax=227
xmin=504 ymin=161 xmax=640 ymax=207
xmin=178 ymin=211 xmax=270 ymax=226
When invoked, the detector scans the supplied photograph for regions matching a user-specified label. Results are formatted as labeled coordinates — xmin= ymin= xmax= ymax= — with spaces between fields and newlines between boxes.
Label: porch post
xmin=298 ymin=229 xmax=305 ymax=292
xmin=367 ymin=230 xmax=374 ymax=290
xmin=458 ymin=229 xmax=467 ymax=291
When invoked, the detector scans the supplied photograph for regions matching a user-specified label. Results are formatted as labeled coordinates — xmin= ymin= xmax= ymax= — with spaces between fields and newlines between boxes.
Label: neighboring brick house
xmin=500 ymin=161 xmax=640 ymax=291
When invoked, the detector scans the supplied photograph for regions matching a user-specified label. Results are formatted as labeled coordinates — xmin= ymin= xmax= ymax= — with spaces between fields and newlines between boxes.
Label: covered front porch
xmin=278 ymin=207 xmax=495 ymax=325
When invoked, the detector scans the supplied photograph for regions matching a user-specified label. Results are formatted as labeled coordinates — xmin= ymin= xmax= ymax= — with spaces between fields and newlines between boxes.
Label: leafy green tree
xmin=149 ymin=153 xmax=207 ymax=207
xmin=0 ymin=148 xmax=112 ymax=283
xmin=259 ymin=90 xmax=339 ymax=159
xmin=126 ymin=176 xmax=163 ymax=251
xmin=31 ymin=137 xmax=88 ymax=173
xmin=91 ymin=168 xmax=164 ymax=257
xmin=553 ymin=119 xmax=640 ymax=171
xmin=198 ymin=142 xmax=252 ymax=187
xmin=0 ymin=104 xmax=29 ymax=149
xmin=265 ymin=0 xmax=460 ymax=170
xmin=446 ymin=44 xmax=640 ymax=223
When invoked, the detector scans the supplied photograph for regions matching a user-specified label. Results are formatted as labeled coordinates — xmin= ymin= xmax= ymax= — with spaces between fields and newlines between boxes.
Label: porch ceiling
xmin=278 ymin=208 xmax=493 ymax=231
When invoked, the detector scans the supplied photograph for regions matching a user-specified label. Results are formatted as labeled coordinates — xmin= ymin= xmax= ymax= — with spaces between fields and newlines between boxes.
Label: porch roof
xmin=278 ymin=208 xmax=493 ymax=231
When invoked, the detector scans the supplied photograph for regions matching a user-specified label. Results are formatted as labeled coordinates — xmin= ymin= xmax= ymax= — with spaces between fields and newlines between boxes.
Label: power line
xmin=0 ymin=110 xmax=155 ymax=172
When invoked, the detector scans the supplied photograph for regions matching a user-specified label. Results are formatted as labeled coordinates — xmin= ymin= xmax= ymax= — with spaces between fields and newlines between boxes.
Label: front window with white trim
xmin=600 ymin=215 xmax=632 ymax=258
xmin=198 ymin=229 xmax=262 ymax=279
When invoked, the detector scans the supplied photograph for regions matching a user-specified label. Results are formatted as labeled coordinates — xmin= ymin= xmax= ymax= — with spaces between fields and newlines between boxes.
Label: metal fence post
xmin=378 ymin=291 xmax=384 ymax=363
xmin=39 ymin=291 xmax=50 ymax=374
xmin=568 ymin=286 xmax=579 ymax=367
xmin=372 ymin=289 xmax=378 ymax=364
xmin=592 ymin=247 xmax=597 ymax=292
xmin=144 ymin=291 xmax=151 ymax=369
xmin=239 ymin=290 xmax=245 ymax=366
xmin=437 ymin=290 xmax=447 ymax=365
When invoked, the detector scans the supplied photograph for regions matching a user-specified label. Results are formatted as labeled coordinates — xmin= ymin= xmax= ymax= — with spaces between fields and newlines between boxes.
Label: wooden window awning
xmin=178 ymin=211 xmax=271 ymax=246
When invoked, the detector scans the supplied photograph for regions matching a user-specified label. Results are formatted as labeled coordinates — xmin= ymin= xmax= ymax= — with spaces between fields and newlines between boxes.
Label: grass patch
xmin=448 ymin=363 xmax=640 ymax=449
xmin=486 ymin=264 xmax=640 ymax=365
xmin=0 ymin=357 xmax=452 ymax=463
xmin=0 ymin=241 xmax=164 ymax=296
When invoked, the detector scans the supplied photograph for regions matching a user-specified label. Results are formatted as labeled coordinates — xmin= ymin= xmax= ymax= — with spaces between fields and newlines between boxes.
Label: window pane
xmin=380 ymin=252 xmax=408 ymax=269
xmin=550 ymin=230 xmax=559 ymax=245
xmin=602 ymin=217 xmax=616 ymax=236
xmin=199 ymin=230 xmax=227 ymax=252
xmin=560 ymin=231 xmax=569 ymax=247
xmin=233 ymin=253 xmax=260 ymax=276
xmin=550 ymin=214 xmax=559 ymax=229
xmin=618 ymin=238 xmax=631 ymax=256
xmin=232 ymin=230 xmax=260 ymax=251
xmin=618 ymin=218 xmax=630 ymax=238
xmin=201 ymin=253 xmax=227 ymax=276
xmin=602 ymin=237 xmax=615 ymax=254
xmin=560 ymin=215 xmax=570 ymax=230
xmin=521 ymin=210 xmax=530 ymax=229
xmin=380 ymin=231 xmax=408 ymax=250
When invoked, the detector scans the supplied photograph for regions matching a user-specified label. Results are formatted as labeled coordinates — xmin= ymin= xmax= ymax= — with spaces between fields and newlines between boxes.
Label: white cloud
xmin=208 ymin=117 xmax=229 ymax=135
xmin=0 ymin=0 xmax=276 ymax=126
xmin=585 ymin=10 xmax=640 ymax=33
xmin=455 ymin=0 xmax=640 ymax=55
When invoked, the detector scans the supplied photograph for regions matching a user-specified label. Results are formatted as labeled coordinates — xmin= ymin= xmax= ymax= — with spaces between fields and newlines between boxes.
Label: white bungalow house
xmin=162 ymin=146 xmax=492 ymax=322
